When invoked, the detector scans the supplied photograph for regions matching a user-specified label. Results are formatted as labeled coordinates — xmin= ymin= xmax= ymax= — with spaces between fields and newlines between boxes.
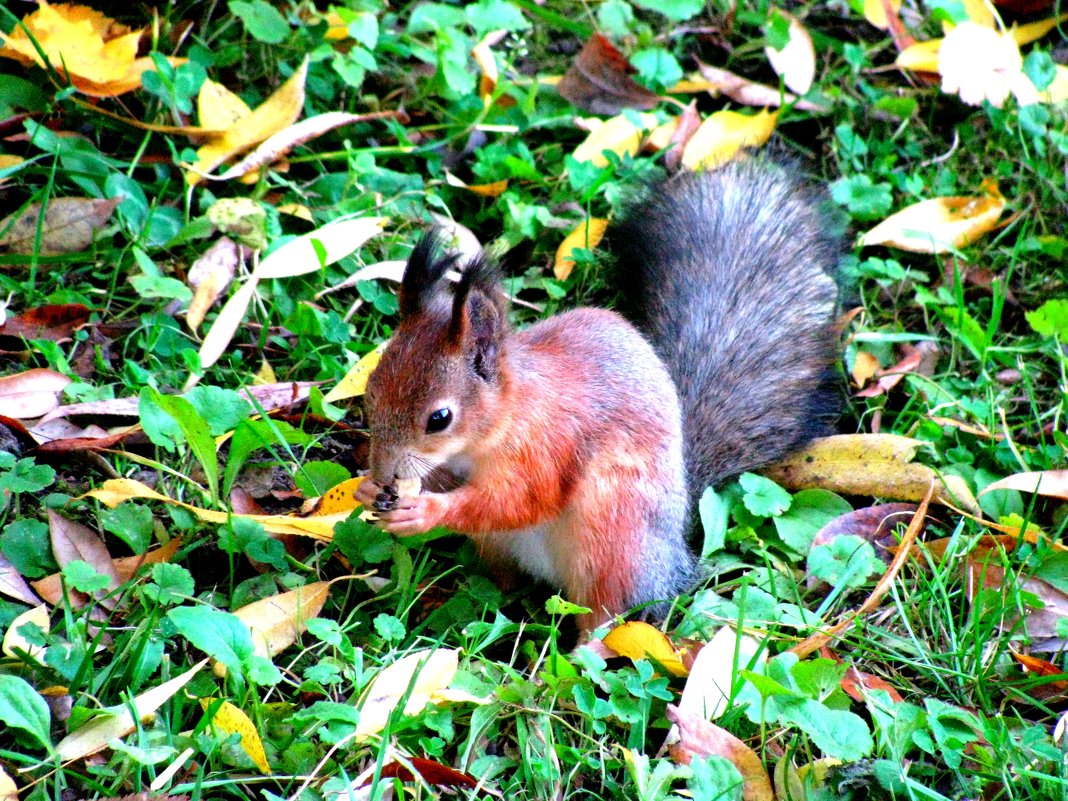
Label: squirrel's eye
xmin=426 ymin=407 xmax=453 ymax=433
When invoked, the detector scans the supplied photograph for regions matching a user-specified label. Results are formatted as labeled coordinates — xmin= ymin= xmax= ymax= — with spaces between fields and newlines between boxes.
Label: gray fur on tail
xmin=611 ymin=159 xmax=843 ymax=497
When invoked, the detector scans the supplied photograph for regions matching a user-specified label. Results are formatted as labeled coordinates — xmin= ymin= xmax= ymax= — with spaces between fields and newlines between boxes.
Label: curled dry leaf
xmin=855 ymin=341 xmax=940 ymax=398
xmin=764 ymin=8 xmax=816 ymax=96
xmin=55 ymin=660 xmax=206 ymax=761
xmin=665 ymin=704 xmax=774 ymax=801
xmin=0 ymin=197 xmax=120 ymax=256
xmin=186 ymin=237 xmax=240 ymax=332
xmin=571 ymin=112 xmax=658 ymax=168
xmin=556 ymin=33 xmax=660 ymax=115
xmin=967 ymin=559 xmax=1068 ymax=650
xmin=0 ymin=368 xmax=71 ymax=418
xmin=472 ymin=30 xmax=508 ymax=101
xmin=185 ymin=59 xmax=309 ymax=186
xmin=810 ymin=502 xmax=920 ymax=568
xmin=601 ymin=620 xmax=688 ymax=677
xmin=554 ymin=218 xmax=608 ymax=280
xmin=200 ymin=698 xmax=272 ymax=774
xmin=324 ymin=341 xmax=390 ymax=402
xmin=764 ymin=433 xmax=980 ymax=514
xmin=680 ymin=109 xmax=778 ymax=171
xmin=693 ymin=62 xmax=827 ymax=112
xmin=858 ymin=182 xmax=1006 ymax=253
xmin=2 ymin=604 xmax=49 ymax=664
xmin=979 ymin=470 xmax=1068 ymax=501
xmin=840 ymin=665 xmax=904 ymax=703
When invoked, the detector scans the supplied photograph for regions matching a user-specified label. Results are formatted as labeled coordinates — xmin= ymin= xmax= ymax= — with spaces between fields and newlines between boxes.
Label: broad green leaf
xmin=739 ymin=473 xmax=792 ymax=518
xmin=0 ymin=675 xmax=52 ymax=752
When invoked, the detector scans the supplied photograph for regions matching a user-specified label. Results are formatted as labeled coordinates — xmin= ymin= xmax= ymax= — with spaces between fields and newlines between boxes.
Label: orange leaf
xmin=554 ymin=218 xmax=608 ymax=280
xmin=858 ymin=183 xmax=1006 ymax=253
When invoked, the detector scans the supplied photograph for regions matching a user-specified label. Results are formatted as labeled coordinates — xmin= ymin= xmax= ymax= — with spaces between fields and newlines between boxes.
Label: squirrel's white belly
xmin=503 ymin=524 xmax=560 ymax=585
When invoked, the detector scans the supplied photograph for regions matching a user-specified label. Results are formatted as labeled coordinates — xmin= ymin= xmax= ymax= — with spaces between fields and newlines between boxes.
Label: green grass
xmin=1 ymin=1 xmax=1067 ymax=800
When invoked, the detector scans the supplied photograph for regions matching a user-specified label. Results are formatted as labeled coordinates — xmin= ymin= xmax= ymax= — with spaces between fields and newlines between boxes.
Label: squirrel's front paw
xmin=375 ymin=492 xmax=448 ymax=536
xmin=354 ymin=477 xmax=396 ymax=511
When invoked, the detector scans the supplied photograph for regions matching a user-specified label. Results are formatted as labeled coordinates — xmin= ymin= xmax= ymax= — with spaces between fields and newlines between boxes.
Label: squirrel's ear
xmin=399 ymin=230 xmax=459 ymax=318
xmin=450 ymin=254 xmax=506 ymax=381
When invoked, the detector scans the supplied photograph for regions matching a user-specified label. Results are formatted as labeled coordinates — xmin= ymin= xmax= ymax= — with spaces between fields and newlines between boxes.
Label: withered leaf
xmin=557 ymin=34 xmax=659 ymax=115
xmin=0 ymin=197 xmax=120 ymax=256
xmin=0 ymin=367 xmax=71 ymax=419
xmin=373 ymin=757 xmax=479 ymax=789
xmin=0 ymin=304 xmax=91 ymax=342
xmin=47 ymin=510 xmax=122 ymax=608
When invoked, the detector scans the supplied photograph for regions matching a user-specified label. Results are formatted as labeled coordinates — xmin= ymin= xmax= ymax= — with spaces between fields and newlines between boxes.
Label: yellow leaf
xmin=666 ymin=77 xmax=718 ymax=94
xmin=82 ymin=478 xmax=348 ymax=541
xmin=185 ymin=58 xmax=309 ymax=185
xmin=646 ymin=117 xmax=681 ymax=151
xmin=602 ymin=621 xmax=688 ymax=677
xmin=309 ymin=477 xmax=367 ymax=515
xmin=324 ymin=340 xmax=390 ymax=402
xmin=764 ymin=8 xmax=815 ymax=95
xmin=680 ymin=108 xmax=778 ymax=171
xmin=1040 ymin=64 xmax=1068 ymax=104
xmin=0 ymin=155 xmax=24 ymax=186
xmin=863 ymin=0 xmax=902 ymax=30
xmin=763 ymin=433 xmax=981 ymax=514
xmin=200 ymin=698 xmax=272 ymax=774
xmin=1012 ymin=14 xmax=1068 ymax=45
xmin=56 ymin=660 xmax=206 ymax=761
xmin=444 ymin=172 xmax=509 ymax=197
xmin=229 ymin=581 xmax=331 ymax=665
xmin=572 ymin=112 xmax=658 ymax=167
xmin=2 ymin=604 xmax=49 ymax=664
xmin=277 ymin=202 xmax=313 ymax=221
xmin=554 ymin=218 xmax=608 ymax=280
xmin=472 ymin=31 xmax=502 ymax=100
xmin=895 ymin=39 xmax=941 ymax=73
xmin=959 ymin=0 xmax=995 ymax=28
xmin=358 ymin=648 xmax=473 ymax=738
xmin=858 ymin=183 xmax=1005 ymax=253
xmin=198 ymin=80 xmax=252 ymax=130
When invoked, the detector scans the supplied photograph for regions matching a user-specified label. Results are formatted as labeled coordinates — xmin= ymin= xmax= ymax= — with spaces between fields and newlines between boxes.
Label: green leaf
xmin=698 ymin=486 xmax=729 ymax=558
xmin=631 ymin=47 xmax=683 ymax=91
xmin=229 ymin=0 xmax=289 ymax=44
xmin=773 ymin=489 xmax=852 ymax=555
xmin=466 ymin=0 xmax=530 ymax=35
xmin=739 ymin=473 xmax=792 ymax=518
xmin=0 ymin=457 xmax=55 ymax=494
xmin=222 ymin=417 xmax=314 ymax=498
xmin=294 ymin=461 xmax=351 ymax=497
xmin=63 ymin=560 xmax=111 ymax=594
xmin=332 ymin=518 xmax=393 ymax=565
xmin=830 ymin=175 xmax=893 ymax=221
xmin=167 ymin=605 xmax=254 ymax=679
xmin=1026 ymin=299 xmax=1068 ymax=339
xmin=144 ymin=563 xmax=195 ymax=605
xmin=686 ymin=755 xmax=744 ymax=800
xmin=373 ymin=613 xmax=406 ymax=642
xmin=144 ymin=388 xmax=219 ymax=503
xmin=596 ymin=0 xmax=634 ymax=36
xmin=184 ymin=386 xmax=251 ymax=436
xmin=808 ymin=535 xmax=883 ymax=589
xmin=100 ymin=502 xmax=154 ymax=554
xmin=778 ymin=697 xmax=874 ymax=760
xmin=1 ymin=518 xmax=57 ymax=579
xmin=0 ymin=675 xmax=52 ymax=752
xmin=1023 ymin=50 xmax=1057 ymax=92
xmin=632 ymin=0 xmax=704 ymax=22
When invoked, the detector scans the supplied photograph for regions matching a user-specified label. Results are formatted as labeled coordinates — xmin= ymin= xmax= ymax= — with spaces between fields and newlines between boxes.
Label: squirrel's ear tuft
xmin=399 ymin=230 xmax=460 ymax=318
xmin=451 ymin=253 xmax=507 ymax=381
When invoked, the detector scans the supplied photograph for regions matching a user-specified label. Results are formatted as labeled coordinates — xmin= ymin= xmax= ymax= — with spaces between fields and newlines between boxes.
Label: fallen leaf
xmin=0 ymin=197 xmax=120 ymax=256
xmin=676 ymin=626 xmax=763 ymax=720
xmin=186 ymin=238 xmax=240 ymax=332
xmin=554 ymin=217 xmax=608 ymax=280
xmin=851 ymin=350 xmax=880 ymax=387
xmin=680 ymin=108 xmax=778 ymax=170
xmin=444 ymin=172 xmax=509 ymax=198
xmin=858 ymin=182 xmax=1006 ymax=253
xmin=55 ymin=660 xmax=206 ymax=761
xmin=764 ymin=433 xmax=980 ymax=514
xmin=765 ymin=8 xmax=816 ymax=95
xmin=0 ymin=304 xmax=91 ymax=343
xmin=774 ymin=756 xmax=842 ymax=801
xmin=556 ymin=33 xmax=659 ymax=115
xmin=1011 ymin=14 xmax=1068 ymax=46
xmin=602 ymin=621 xmax=688 ymax=677
xmin=374 ymin=757 xmax=479 ymax=789
xmin=304 ymin=477 xmax=366 ymax=515
xmin=357 ymin=648 xmax=471 ymax=738
xmin=185 ymin=59 xmax=309 ymax=186
xmin=189 ymin=277 xmax=260 ymax=384
xmin=0 ymin=552 xmax=43 ymax=605
xmin=571 ymin=112 xmax=658 ymax=167
xmin=324 ymin=341 xmax=390 ymax=402
xmin=0 ymin=765 xmax=16 ymax=801
xmin=979 ymin=470 xmax=1068 ymax=501
xmin=254 ymin=216 xmax=387 ymax=280
xmin=809 ymin=502 xmax=919 ymax=567
xmin=937 ymin=23 xmax=1035 ymax=108
xmin=200 ymin=698 xmax=272 ymax=774
xmin=1010 ymin=652 xmax=1068 ymax=700
xmin=863 ymin=0 xmax=903 ymax=30
xmin=855 ymin=341 xmax=940 ymax=398
xmin=47 ymin=510 xmax=122 ymax=607
xmin=198 ymin=80 xmax=252 ymax=131
xmin=2 ymin=604 xmax=49 ymax=664
xmin=0 ymin=154 xmax=24 ymax=186
xmin=0 ymin=368 xmax=71 ymax=418
xmin=896 ymin=39 xmax=942 ymax=73
xmin=967 ymin=559 xmax=1068 ymax=649
xmin=840 ymin=665 xmax=904 ymax=703
xmin=665 ymin=704 xmax=774 ymax=801
xmin=32 ymin=538 xmax=181 ymax=607
xmin=472 ymin=30 xmax=507 ymax=100
xmin=691 ymin=62 xmax=827 ymax=112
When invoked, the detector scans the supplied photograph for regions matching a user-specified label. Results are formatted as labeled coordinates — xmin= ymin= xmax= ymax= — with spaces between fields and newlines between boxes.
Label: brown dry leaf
xmin=979 ymin=470 xmax=1068 ymax=501
xmin=186 ymin=238 xmax=240 ymax=332
xmin=810 ymin=502 xmax=919 ymax=566
xmin=55 ymin=660 xmax=206 ymax=761
xmin=1011 ymin=651 xmax=1068 ymax=699
xmin=676 ymin=626 xmax=763 ymax=720
xmin=765 ymin=8 xmax=816 ymax=95
xmin=213 ymin=581 xmax=331 ymax=678
xmin=0 ymin=197 xmax=120 ymax=256
xmin=185 ymin=59 xmax=309 ymax=186
xmin=764 ymin=433 xmax=980 ymax=514
xmin=556 ymin=33 xmax=659 ymax=115
xmin=2 ymin=603 xmax=49 ymax=663
xmin=374 ymin=757 xmax=479 ymax=789
xmin=858 ymin=182 xmax=1006 ymax=252
xmin=0 ymin=367 xmax=71 ymax=418
xmin=855 ymin=341 xmax=940 ymax=398
xmin=602 ymin=621 xmax=688 ymax=677
xmin=83 ymin=478 xmax=347 ymax=541
xmin=665 ymin=704 xmax=774 ymax=801
xmin=47 ymin=510 xmax=122 ymax=606
xmin=571 ymin=112 xmax=658 ymax=168
xmin=692 ymin=62 xmax=826 ymax=112
xmin=0 ymin=3 xmax=185 ymax=97
xmin=324 ymin=341 xmax=390 ymax=402
xmin=840 ymin=665 xmax=904 ymax=703
xmin=0 ymin=552 xmax=43 ymax=605
xmin=200 ymin=698 xmax=272 ymax=774
xmin=32 ymin=538 xmax=181 ymax=606
xmin=967 ymin=559 xmax=1068 ymax=649
xmin=680 ymin=109 xmax=778 ymax=171
xmin=0 ymin=303 xmax=91 ymax=343
xmin=851 ymin=350 xmax=881 ymax=387
xmin=554 ymin=218 xmax=608 ymax=280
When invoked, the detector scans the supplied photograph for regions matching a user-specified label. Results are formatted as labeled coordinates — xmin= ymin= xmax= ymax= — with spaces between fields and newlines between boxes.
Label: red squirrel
xmin=354 ymin=159 xmax=842 ymax=629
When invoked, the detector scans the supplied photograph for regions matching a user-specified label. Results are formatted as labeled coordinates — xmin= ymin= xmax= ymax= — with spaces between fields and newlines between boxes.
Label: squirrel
xmin=354 ymin=158 xmax=843 ymax=630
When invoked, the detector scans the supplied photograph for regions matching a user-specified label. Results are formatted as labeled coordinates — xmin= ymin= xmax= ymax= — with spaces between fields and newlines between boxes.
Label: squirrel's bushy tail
xmin=612 ymin=159 xmax=843 ymax=496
